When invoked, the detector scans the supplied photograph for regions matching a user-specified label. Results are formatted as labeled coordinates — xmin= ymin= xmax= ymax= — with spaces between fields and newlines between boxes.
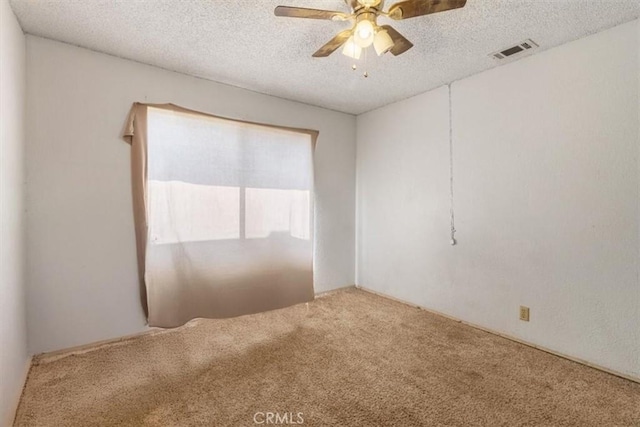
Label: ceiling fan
xmin=274 ymin=0 xmax=467 ymax=59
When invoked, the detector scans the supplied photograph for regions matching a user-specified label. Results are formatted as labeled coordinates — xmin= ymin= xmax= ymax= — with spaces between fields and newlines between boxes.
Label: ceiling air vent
xmin=491 ymin=39 xmax=538 ymax=60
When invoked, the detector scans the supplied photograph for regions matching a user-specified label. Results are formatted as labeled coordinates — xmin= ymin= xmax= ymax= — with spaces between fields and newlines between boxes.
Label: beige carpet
xmin=14 ymin=288 xmax=640 ymax=426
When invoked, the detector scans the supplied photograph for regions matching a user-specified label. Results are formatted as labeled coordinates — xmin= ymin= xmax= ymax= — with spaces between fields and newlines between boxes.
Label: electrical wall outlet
xmin=519 ymin=306 xmax=530 ymax=322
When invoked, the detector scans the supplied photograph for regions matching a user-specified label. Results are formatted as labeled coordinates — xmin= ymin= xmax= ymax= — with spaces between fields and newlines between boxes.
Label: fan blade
xmin=312 ymin=30 xmax=353 ymax=57
xmin=344 ymin=0 xmax=360 ymax=10
xmin=387 ymin=0 xmax=466 ymax=20
xmin=275 ymin=6 xmax=348 ymax=21
xmin=380 ymin=25 xmax=413 ymax=55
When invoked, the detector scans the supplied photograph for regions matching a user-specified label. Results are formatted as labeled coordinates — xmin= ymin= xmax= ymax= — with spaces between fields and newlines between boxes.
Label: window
xmin=147 ymin=107 xmax=313 ymax=245
xmin=129 ymin=105 xmax=316 ymax=327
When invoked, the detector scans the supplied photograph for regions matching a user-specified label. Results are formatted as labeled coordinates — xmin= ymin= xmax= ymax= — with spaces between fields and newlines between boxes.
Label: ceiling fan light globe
xmin=373 ymin=29 xmax=394 ymax=55
xmin=354 ymin=20 xmax=375 ymax=48
xmin=342 ymin=36 xmax=362 ymax=59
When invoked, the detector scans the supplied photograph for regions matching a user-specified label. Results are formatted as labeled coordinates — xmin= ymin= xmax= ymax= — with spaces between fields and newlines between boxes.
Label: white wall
xmin=357 ymin=20 xmax=639 ymax=379
xmin=0 ymin=0 xmax=29 ymax=424
xmin=26 ymin=36 xmax=356 ymax=354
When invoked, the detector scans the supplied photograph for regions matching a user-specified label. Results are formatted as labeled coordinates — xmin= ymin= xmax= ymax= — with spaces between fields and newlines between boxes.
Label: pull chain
xmin=363 ymin=45 xmax=369 ymax=78
xmin=448 ymin=84 xmax=456 ymax=246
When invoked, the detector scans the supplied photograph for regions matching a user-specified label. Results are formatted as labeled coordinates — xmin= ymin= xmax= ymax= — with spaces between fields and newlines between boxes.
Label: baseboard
xmin=34 ymin=284 xmax=636 ymax=385
xmin=315 ymin=284 xmax=356 ymax=298
xmin=33 ymin=328 xmax=162 ymax=364
xmin=35 ymin=285 xmax=358 ymax=364
xmin=5 ymin=355 xmax=32 ymax=427
xmin=356 ymin=285 xmax=640 ymax=385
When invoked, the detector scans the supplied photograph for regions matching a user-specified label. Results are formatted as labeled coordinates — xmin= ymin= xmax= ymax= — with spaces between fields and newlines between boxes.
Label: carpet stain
xmin=14 ymin=289 xmax=640 ymax=426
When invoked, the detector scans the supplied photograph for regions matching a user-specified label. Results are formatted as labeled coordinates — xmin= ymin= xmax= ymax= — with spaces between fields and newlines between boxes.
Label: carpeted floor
xmin=14 ymin=288 xmax=640 ymax=426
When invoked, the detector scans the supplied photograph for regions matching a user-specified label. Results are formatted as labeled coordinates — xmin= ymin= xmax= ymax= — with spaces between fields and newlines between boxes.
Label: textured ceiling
xmin=9 ymin=0 xmax=639 ymax=114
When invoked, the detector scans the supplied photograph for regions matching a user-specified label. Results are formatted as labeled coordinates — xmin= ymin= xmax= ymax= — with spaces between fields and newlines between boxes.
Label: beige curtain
xmin=123 ymin=103 xmax=317 ymax=327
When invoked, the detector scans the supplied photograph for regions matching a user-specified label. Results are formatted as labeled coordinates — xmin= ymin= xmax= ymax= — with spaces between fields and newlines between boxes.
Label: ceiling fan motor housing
xmin=355 ymin=11 xmax=378 ymax=25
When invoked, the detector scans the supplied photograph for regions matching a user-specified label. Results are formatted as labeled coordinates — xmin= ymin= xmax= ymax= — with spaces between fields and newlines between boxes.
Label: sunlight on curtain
xmin=148 ymin=182 xmax=240 ymax=244
xmin=245 ymin=188 xmax=311 ymax=240
xmin=144 ymin=106 xmax=315 ymax=327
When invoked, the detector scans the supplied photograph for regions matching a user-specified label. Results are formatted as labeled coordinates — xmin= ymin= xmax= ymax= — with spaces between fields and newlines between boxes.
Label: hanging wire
xmin=448 ymin=84 xmax=456 ymax=246
xmin=363 ymin=45 xmax=369 ymax=78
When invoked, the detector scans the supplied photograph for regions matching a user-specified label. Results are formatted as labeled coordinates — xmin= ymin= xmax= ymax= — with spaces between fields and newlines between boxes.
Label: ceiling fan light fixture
xmin=373 ymin=29 xmax=394 ymax=55
xmin=354 ymin=19 xmax=375 ymax=47
xmin=342 ymin=36 xmax=362 ymax=59
xmin=274 ymin=0 xmax=468 ymax=59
